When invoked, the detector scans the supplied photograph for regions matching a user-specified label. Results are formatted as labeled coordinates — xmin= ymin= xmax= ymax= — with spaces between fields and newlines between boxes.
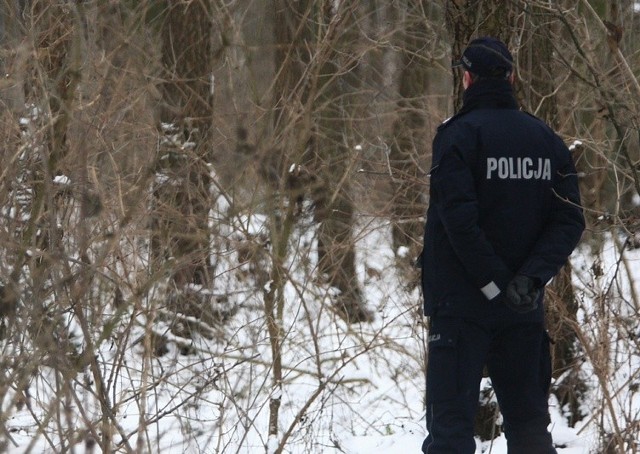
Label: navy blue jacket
xmin=421 ymin=79 xmax=585 ymax=321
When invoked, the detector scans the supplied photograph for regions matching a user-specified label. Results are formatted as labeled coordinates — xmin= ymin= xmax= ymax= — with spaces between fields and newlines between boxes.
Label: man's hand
xmin=503 ymin=275 xmax=540 ymax=313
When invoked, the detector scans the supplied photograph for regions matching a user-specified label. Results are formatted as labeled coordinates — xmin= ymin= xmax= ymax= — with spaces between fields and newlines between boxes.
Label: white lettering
xmin=509 ymin=158 xmax=519 ymax=179
xmin=486 ymin=157 xmax=551 ymax=181
xmin=487 ymin=158 xmax=497 ymax=179
xmin=534 ymin=162 xmax=542 ymax=179
xmin=542 ymin=159 xmax=551 ymax=180
xmin=522 ymin=157 xmax=533 ymax=179
xmin=498 ymin=159 xmax=508 ymax=179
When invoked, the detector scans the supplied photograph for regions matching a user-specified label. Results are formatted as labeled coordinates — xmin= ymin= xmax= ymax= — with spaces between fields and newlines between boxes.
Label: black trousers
xmin=422 ymin=316 xmax=557 ymax=454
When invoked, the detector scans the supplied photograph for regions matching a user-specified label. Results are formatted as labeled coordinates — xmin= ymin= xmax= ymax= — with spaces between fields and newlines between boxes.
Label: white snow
xmin=2 ymin=214 xmax=639 ymax=453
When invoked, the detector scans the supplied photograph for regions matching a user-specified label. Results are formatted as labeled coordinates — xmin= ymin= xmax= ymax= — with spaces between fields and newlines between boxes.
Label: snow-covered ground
xmin=2 ymin=210 xmax=639 ymax=453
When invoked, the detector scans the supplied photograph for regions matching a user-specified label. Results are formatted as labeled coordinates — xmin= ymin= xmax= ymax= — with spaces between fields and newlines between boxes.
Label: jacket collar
xmin=460 ymin=78 xmax=518 ymax=113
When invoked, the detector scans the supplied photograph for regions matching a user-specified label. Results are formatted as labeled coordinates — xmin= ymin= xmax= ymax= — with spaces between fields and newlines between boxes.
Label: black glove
xmin=503 ymin=275 xmax=540 ymax=314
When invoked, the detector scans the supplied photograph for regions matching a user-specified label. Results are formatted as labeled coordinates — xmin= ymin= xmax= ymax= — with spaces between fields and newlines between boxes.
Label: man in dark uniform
xmin=420 ymin=37 xmax=585 ymax=453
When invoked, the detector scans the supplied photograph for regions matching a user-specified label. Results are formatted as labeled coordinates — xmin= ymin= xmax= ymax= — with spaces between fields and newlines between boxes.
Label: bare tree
xmin=551 ymin=1 xmax=640 ymax=449
xmin=312 ymin=2 xmax=373 ymax=323
xmin=443 ymin=0 xmax=521 ymax=440
xmin=445 ymin=0 xmax=514 ymax=109
xmin=2 ymin=1 xmax=640 ymax=451
xmin=14 ymin=0 xmax=82 ymax=290
xmin=388 ymin=0 xmax=432 ymax=261
xmin=515 ymin=2 xmax=588 ymax=429
xmin=152 ymin=0 xmax=216 ymax=324
xmin=267 ymin=1 xmax=372 ymax=324
xmin=262 ymin=0 xmax=375 ymax=443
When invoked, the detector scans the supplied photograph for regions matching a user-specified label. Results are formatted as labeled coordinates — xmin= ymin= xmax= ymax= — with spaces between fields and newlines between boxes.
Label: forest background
xmin=1 ymin=0 xmax=640 ymax=453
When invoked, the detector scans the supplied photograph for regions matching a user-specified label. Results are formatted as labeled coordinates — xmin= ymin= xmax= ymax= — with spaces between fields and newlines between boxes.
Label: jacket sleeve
xmin=431 ymin=127 xmax=513 ymax=300
xmin=518 ymin=136 xmax=585 ymax=284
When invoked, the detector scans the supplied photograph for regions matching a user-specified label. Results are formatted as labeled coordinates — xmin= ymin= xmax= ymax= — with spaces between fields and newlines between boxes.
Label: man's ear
xmin=508 ymin=71 xmax=515 ymax=84
xmin=463 ymin=71 xmax=473 ymax=89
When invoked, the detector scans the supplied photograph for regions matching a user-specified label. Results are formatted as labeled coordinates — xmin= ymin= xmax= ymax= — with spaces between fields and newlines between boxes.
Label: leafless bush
xmin=0 ymin=1 xmax=639 ymax=453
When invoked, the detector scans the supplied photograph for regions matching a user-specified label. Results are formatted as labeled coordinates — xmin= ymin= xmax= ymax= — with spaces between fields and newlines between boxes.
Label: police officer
xmin=420 ymin=37 xmax=585 ymax=453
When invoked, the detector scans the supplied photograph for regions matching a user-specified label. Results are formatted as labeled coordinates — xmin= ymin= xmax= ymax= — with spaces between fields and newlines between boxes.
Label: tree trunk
xmin=445 ymin=0 xmax=513 ymax=109
xmin=0 ymin=0 xmax=25 ymax=112
xmin=518 ymin=4 xmax=588 ymax=428
xmin=389 ymin=0 xmax=431 ymax=262
xmin=444 ymin=0 xmax=516 ymax=441
xmin=262 ymin=0 xmax=317 ymax=441
xmin=152 ymin=1 xmax=216 ymax=326
xmin=445 ymin=0 xmax=588 ymax=436
xmin=19 ymin=0 xmax=81 ymax=308
xmin=313 ymin=2 xmax=372 ymax=323
xmin=270 ymin=1 xmax=372 ymax=324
